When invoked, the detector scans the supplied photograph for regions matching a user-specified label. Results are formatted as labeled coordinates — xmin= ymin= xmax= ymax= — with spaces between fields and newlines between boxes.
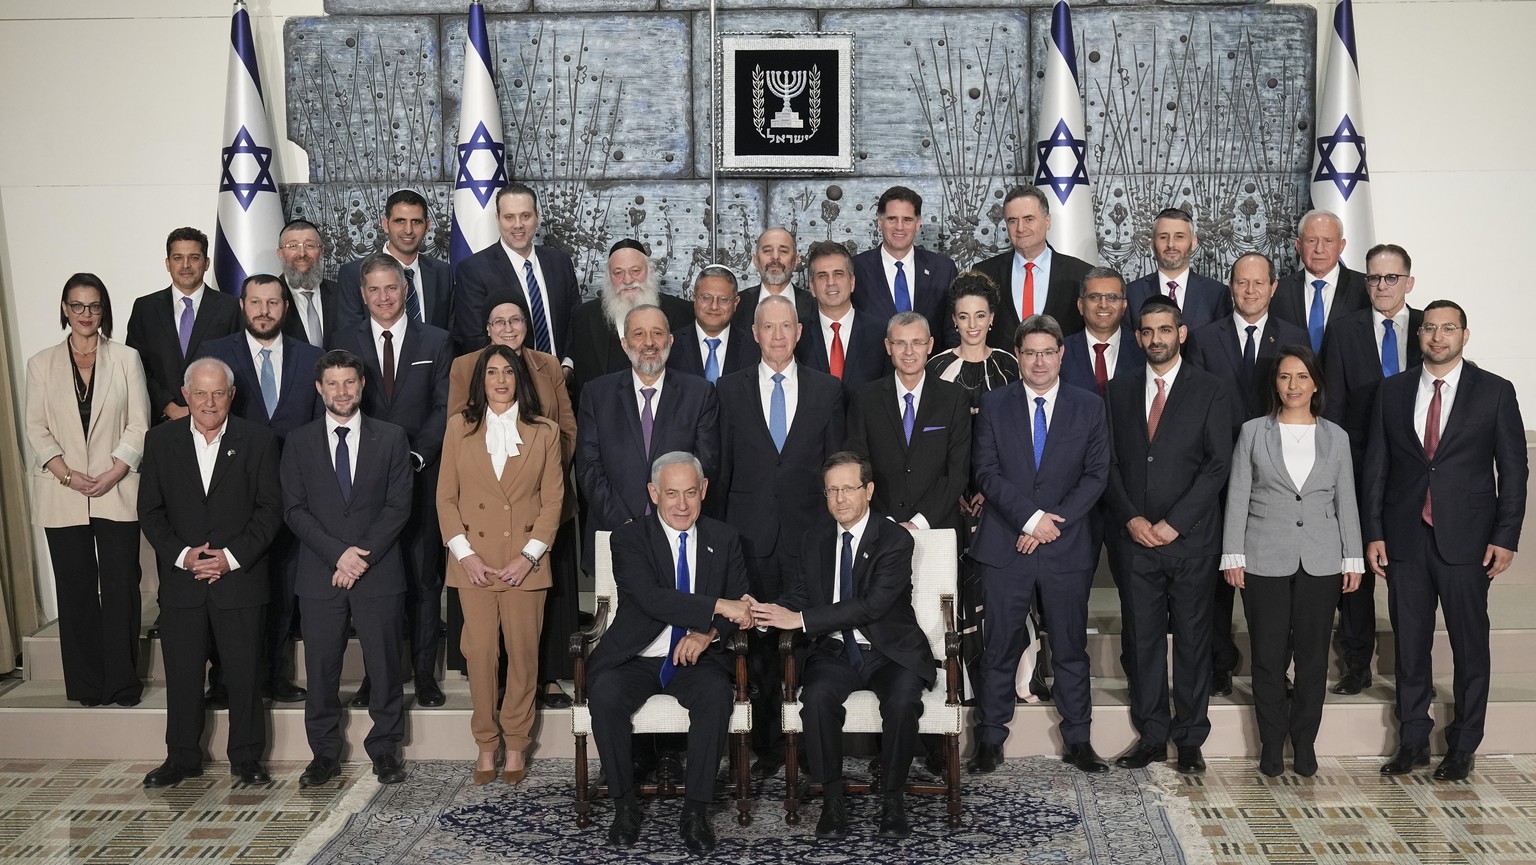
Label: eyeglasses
xmin=888 ymin=340 xmax=931 ymax=351
xmin=1364 ymin=273 xmax=1407 ymax=287
xmin=489 ymin=317 xmax=526 ymax=329
xmin=694 ymin=294 xmax=736 ymax=307
xmin=1018 ymin=348 xmax=1060 ymax=361
xmin=822 ymin=485 xmax=866 ymax=499
xmin=281 ymin=241 xmax=322 ymax=252
xmin=66 ymin=302 xmax=103 ymax=315
xmin=1418 ymin=323 xmax=1463 ymax=337
xmin=1082 ymin=293 xmax=1125 ymax=304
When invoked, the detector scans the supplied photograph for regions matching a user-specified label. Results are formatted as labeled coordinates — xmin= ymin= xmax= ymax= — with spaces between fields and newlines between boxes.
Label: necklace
xmin=1279 ymin=421 xmax=1312 ymax=443
xmin=69 ymin=335 xmax=98 ymax=355
xmin=70 ymin=354 xmax=92 ymax=404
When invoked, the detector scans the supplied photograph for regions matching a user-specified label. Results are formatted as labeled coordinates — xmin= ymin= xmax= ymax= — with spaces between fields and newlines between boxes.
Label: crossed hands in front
xmin=1015 ymin=511 xmax=1068 ymax=555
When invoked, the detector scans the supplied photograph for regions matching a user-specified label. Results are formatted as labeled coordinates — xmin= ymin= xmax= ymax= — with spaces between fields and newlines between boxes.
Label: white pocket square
xmin=411 ymin=359 xmax=432 ymax=366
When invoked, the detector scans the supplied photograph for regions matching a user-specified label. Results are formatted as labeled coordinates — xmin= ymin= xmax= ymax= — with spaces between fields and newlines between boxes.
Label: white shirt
xmin=1415 ymin=358 xmax=1464 ymax=447
xmin=1231 ymin=311 xmax=1268 ymax=353
xmin=445 ymin=405 xmax=549 ymax=565
xmin=832 ymin=509 xmax=872 ymax=646
xmin=1374 ymin=306 xmax=1411 ymax=373
xmin=880 ymin=247 xmax=917 ymax=307
xmin=1158 ymin=268 xmax=1192 ymax=310
xmin=386 ymin=243 xmax=426 ymax=323
xmin=501 ymin=241 xmax=559 ymax=357
xmin=170 ymin=284 xmax=206 ymax=332
xmin=1087 ymin=328 xmax=1121 ymax=378
xmin=246 ymin=332 xmax=283 ymax=398
xmin=759 ymin=359 xmax=800 ymax=430
xmin=369 ymin=316 xmax=409 ymax=378
xmin=640 ymin=518 xmax=701 ymax=658
xmin=175 ymin=418 xmax=241 ymax=571
xmin=632 ymin=369 xmax=667 ymax=420
xmin=818 ymin=307 xmax=856 ymax=366
xmin=325 ymin=413 xmax=360 ymax=484
xmin=694 ymin=323 xmax=730 ymax=371
xmin=1020 ymin=380 xmax=1061 ymax=535
xmin=1302 ymin=264 xmax=1342 ymax=328
xmin=1144 ymin=357 xmax=1184 ymax=420
xmin=1012 ymin=246 xmax=1054 ymax=319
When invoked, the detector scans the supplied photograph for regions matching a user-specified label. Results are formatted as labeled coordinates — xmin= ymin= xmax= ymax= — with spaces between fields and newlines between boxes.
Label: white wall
xmin=3 ymin=0 xmax=1533 ymax=617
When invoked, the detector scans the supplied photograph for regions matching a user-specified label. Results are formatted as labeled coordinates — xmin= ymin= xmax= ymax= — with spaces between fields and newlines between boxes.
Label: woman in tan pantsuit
xmin=438 ymin=343 xmax=565 ymax=784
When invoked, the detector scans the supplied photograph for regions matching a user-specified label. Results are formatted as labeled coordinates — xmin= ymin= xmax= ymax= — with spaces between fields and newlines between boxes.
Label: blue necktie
xmin=893 ymin=261 xmax=911 ymax=314
xmin=1242 ymin=324 xmax=1257 ymax=378
xmin=333 ymin=427 xmax=352 ymax=502
xmin=769 ymin=372 xmax=787 ymax=451
xmin=659 ymin=531 xmax=690 ymax=687
xmin=523 ymin=260 xmax=553 ymax=355
xmin=1308 ymin=279 xmax=1326 ymax=353
xmin=1381 ymin=319 xmax=1399 ymax=377
xmin=403 ymin=267 xmax=423 ymax=324
xmin=902 ymin=392 xmax=915 ymax=445
xmin=703 ymin=337 xmax=721 ymax=384
xmin=1032 ymin=396 xmax=1047 ymax=469
xmin=839 ymin=530 xmax=863 ymax=671
xmin=258 ymin=347 xmax=278 ymax=418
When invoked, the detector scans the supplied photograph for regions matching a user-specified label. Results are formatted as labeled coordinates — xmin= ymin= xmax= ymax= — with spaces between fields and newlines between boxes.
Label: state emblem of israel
xmin=752 ymin=66 xmax=823 ymax=144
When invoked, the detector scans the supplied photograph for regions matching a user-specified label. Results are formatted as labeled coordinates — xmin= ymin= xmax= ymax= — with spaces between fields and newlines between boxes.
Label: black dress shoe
xmin=923 ymin=751 xmax=947 ymax=778
xmin=1433 ymin=749 xmax=1475 ymax=781
xmin=1293 ymin=744 xmax=1318 ymax=777
xmin=1176 ymin=746 xmax=1206 ymax=775
xmin=750 ymin=755 xmax=783 ymax=779
xmin=1330 ymin=670 xmax=1371 ymax=695
xmin=1115 ymin=742 xmax=1168 ymax=770
xmin=1063 ymin=743 xmax=1110 ymax=773
xmin=1029 ymin=665 xmax=1053 ymax=702
xmin=266 ymin=679 xmax=307 ymax=703
xmin=203 ymin=683 xmax=229 ymax=709
xmin=144 ymin=762 xmax=201 ymax=787
xmin=655 ymin=753 xmax=683 ymax=783
xmin=967 ymin=742 xmax=1004 ymax=774
xmin=536 ymin=682 xmax=574 ymax=709
xmin=415 ymin=677 xmax=445 ymax=708
xmin=878 ymin=792 xmax=911 ymax=840
xmin=815 ymin=788 xmax=849 ymax=840
xmin=300 ymin=757 xmax=340 ymax=787
xmin=349 ymin=678 xmax=372 ymax=708
xmin=679 ymin=807 xmax=716 ymax=855
xmin=1209 ymin=671 xmax=1234 ymax=698
xmin=607 ymin=799 xmax=642 ymax=847
xmin=114 ymin=696 xmax=142 ymax=707
xmin=1380 ymin=745 xmax=1430 ymax=775
xmin=372 ymin=753 xmax=407 ymax=784
xmin=1259 ymin=744 xmax=1284 ymax=777
xmin=232 ymin=760 xmax=271 ymax=785
xmin=78 ymin=698 xmax=102 ymax=707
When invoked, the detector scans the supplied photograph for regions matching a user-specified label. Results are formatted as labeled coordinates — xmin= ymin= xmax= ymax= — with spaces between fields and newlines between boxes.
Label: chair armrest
xmin=729 ymin=631 xmax=750 ymax=702
xmin=571 ymin=598 xmax=612 ymax=705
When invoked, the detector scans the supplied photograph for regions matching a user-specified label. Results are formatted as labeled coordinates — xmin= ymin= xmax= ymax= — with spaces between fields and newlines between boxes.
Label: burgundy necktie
xmin=1147 ymin=377 xmax=1167 ymax=441
xmin=1092 ymin=342 xmax=1109 ymax=396
xmin=1422 ymin=379 xmax=1444 ymax=525
xmin=1166 ymin=280 xmax=1179 ymax=305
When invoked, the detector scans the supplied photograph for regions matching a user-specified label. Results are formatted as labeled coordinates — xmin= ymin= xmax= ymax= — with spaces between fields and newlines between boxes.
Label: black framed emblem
xmin=717 ymin=33 xmax=855 ymax=173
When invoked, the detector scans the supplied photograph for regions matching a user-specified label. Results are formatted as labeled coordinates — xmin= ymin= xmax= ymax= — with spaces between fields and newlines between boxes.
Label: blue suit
xmin=850 ymin=247 xmax=959 ymax=347
xmin=1060 ymin=327 xmax=1144 ymax=397
xmin=196 ymin=333 xmax=324 ymax=442
xmin=1125 ymin=271 xmax=1232 ymax=332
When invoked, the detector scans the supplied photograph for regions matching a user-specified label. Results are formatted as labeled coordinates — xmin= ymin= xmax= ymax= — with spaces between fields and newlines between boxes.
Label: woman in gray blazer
xmin=1221 ymin=345 xmax=1363 ymax=777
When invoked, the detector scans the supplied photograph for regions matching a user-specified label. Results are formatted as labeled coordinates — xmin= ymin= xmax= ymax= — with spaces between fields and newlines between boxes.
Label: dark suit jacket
xmin=1186 ymin=315 xmax=1311 ymax=437
xmin=195 ymin=333 xmax=324 ymax=442
xmin=451 ymin=243 xmax=579 ymax=356
xmin=732 ymin=283 xmax=817 ymax=332
xmin=1364 ymin=363 xmax=1527 ymax=564
xmin=851 ymin=247 xmax=959 ymax=346
xmin=845 ymin=374 xmax=971 ymax=529
xmin=1061 ymin=327 xmax=1144 ymax=396
xmin=1125 ymin=270 xmax=1233 ymax=332
xmin=1323 ymin=306 xmax=1424 ymax=477
xmin=280 ymin=415 xmax=413 ymax=599
xmin=126 ymin=286 xmax=242 ymax=421
xmin=794 ymin=310 xmax=891 ymax=392
xmin=973 ymin=246 xmax=1092 ymax=347
xmin=330 ymin=319 xmax=452 ymax=468
xmin=569 ymin=293 xmax=694 ymax=397
xmin=575 ymin=369 xmax=720 ymax=574
xmin=1272 ymin=265 xmax=1368 ymax=339
xmin=667 ymin=323 xmax=761 ymax=381
xmin=138 ymin=416 xmax=283 ymax=610
xmin=280 ymin=278 xmax=349 ymax=349
xmin=715 ymin=364 xmax=845 ymax=561
xmin=336 ymin=254 xmax=454 ymax=337
xmin=588 ymin=515 xmax=749 ymax=679
xmin=778 ymin=515 xmax=936 ymax=686
xmin=970 ymin=381 xmax=1109 ymax=572
xmin=1104 ymin=363 xmax=1233 ymax=557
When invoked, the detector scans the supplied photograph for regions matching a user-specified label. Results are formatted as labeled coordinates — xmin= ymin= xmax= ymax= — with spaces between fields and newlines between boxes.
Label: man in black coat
xmin=1060 ymin=267 xmax=1143 ymax=397
xmin=850 ymin=186 xmax=959 ymax=347
xmin=139 ymin=358 xmax=283 ymax=788
xmin=972 ymin=185 xmax=1094 ymax=345
xmin=668 ymin=265 xmax=760 ymax=383
xmin=336 ymin=190 xmax=455 ymax=338
xmin=796 ymin=240 xmax=890 ymax=391
xmin=733 ymin=227 xmax=816 ymax=330
xmin=569 ymin=239 xmax=693 ymax=397
xmin=1272 ymin=209 xmax=1368 ymax=354
xmin=1124 ymin=208 xmax=1233 ymax=332
xmin=277 ymin=219 xmax=348 ymax=349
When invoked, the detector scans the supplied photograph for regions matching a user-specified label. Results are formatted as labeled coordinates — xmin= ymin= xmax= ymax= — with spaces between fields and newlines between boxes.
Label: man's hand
xmin=1015 ymin=533 xmax=1040 ymax=555
xmin=1342 ymin=571 xmax=1362 ymax=593
xmin=671 ymin=631 xmax=712 ymax=666
xmin=959 ymin=492 xmax=985 ymax=518
xmin=498 ymin=556 xmax=535 ymax=587
xmin=1366 ymin=541 xmax=1388 ymax=578
xmin=164 ymin=403 xmax=190 ymax=421
xmin=182 ymin=543 xmax=211 ymax=573
xmin=1030 ymin=513 xmax=1064 ymax=543
xmin=750 ymin=601 xmax=802 ymax=630
xmin=192 ymin=548 xmax=232 ymax=578
xmin=461 ymin=554 xmax=496 ymax=587
xmin=1222 ymin=566 xmax=1245 ymax=589
xmin=335 ymin=546 xmax=371 ymax=580
xmin=714 ymin=597 xmax=753 ymax=628
xmin=1484 ymin=544 xmax=1515 ymax=580
xmin=331 ymin=571 xmax=358 ymax=589
xmin=1127 ymin=517 xmax=1165 ymax=548
xmin=1150 ymin=520 xmax=1180 ymax=545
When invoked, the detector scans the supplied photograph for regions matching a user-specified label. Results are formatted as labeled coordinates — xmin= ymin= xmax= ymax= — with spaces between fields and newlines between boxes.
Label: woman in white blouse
xmin=1221 ymin=345 xmax=1363 ymax=777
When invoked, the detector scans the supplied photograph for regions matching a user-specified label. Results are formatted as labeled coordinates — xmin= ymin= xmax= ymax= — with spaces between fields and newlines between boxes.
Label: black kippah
xmin=608 ymin=238 xmax=648 ymax=257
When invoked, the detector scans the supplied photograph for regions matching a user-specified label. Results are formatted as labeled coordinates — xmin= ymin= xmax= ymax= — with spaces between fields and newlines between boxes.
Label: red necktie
xmin=1092 ymin=342 xmax=1109 ymax=397
xmin=829 ymin=321 xmax=845 ymax=379
xmin=1422 ymin=379 xmax=1444 ymax=525
xmin=382 ymin=330 xmax=396 ymax=402
xmin=1021 ymin=261 xmax=1036 ymax=320
xmin=1147 ymin=377 xmax=1167 ymax=441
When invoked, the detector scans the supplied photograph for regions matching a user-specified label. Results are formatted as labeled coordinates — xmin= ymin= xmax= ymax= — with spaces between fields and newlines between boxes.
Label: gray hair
xmin=1015 ymin=313 xmax=1065 ymax=349
xmin=1296 ymin=209 xmax=1344 ymax=237
xmin=755 ymin=293 xmax=797 ymax=325
xmin=622 ymin=302 xmax=666 ymax=334
xmin=183 ymin=356 xmax=235 ymax=389
xmin=886 ymin=311 xmax=930 ymax=339
xmin=650 ymin=451 xmax=704 ymax=487
xmin=695 ymin=264 xmax=738 ymax=293
xmin=359 ymin=251 xmax=407 ymax=285
xmin=1079 ymin=267 xmax=1125 ymax=296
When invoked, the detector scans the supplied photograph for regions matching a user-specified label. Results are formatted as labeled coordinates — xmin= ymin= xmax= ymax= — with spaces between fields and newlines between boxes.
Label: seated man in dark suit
xmin=668 ymin=265 xmax=759 ymax=384
xmin=336 ymin=189 xmax=455 ymax=336
xmin=1061 ymin=267 xmax=1143 ymax=397
xmin=139 ymin=357 xmax=283 ymax=788
xmin=588 ymin=452 xmax=753 ymax=855
xmin=972 ymin=185 xmax=1094 ymax=347
xmin=282 ymin=349 xmax=415 ymax=787
xmin=795 ymin=240 xmax=890 ymax=391
xmin=1272 ymin=209 xmax=1367 ymax=354
xmin=1124 ymin=208 xmax=1233 ymax=332
xmin=850 ymin=186 xmax=958 ymax=347
xmin=753 ymin=452 xmax=936 ymax=840
xmin=570 ymin=239 xmax=693 ymax=397
xmin=733 ymin=227 xmax=816 ymax=330
xmin=276 ymin=219 xmax=347 ymax=349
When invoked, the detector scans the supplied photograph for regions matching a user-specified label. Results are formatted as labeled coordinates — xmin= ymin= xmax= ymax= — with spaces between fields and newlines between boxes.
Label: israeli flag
xmin=1033 ymin=1 xmax=1098 ymax=264
xmin=450 ymin=0 xmax=508 ymax=268
xmin=214 ymin=0 xmax=284 ymax=296
xmin=1310 ymin=0 xmax=1374 ymax=269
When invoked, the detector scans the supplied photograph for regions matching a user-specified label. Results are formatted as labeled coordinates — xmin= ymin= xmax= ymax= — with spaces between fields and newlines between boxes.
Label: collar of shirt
xmin=897 ymin=371 xmax=927 ymax=412
xmin=833 ymin=509 xmax=873 ymax=604
xmin=1420 ymin=356 xmax=1464 ymax=391
xmin=1091 ymin=328 xmax=1121 ymax=352
xmin=484 ymin=403 xmax=524 ymax=459
xmin=1306 ymin=263 xmax=1342 ymax=288
xmin=173 ymin=284 xmax=207 ymax=315
xmin=500 ymin=240 xmax=534 ymax=272
xmin=658 ymin=517 xmax=698 ymax=593
xmin=880 ymin=246 xmax=916 ymax=296
xmin=695 ymin=323 xmax=729 ymax=353
xmin=758 ymin=283 xmax=795 ymax=305
xmin=188 ymin=416 xmax=228 ymax=448
xmin=759 ymin=359 xmax=799 ymax=423
xmin=1146 ymin=357 xmax=1184 ymax=398
xmin=760 ymin=358 xmax=798 ymax=386
xmin=1159 ymin=268 xmax=1191 ymax=295
xmin=384 ymin=243 xmax=419 ymax=270
xmin=1376 ymin=306 xmax=1411 ymax=335
xmin=246 ymin=331 xmax=282 ymax=364
xmin=1232 ymin=311 xmax=1268 ymax=337
xmin=325 ymin=412 xmax=361 ymax=440
xmin=188 ymin=417 xmax=228 ymax=492
xmin=1015 ymin=245 xmax=1053 ymax=271
xmin=370 ymin=315 xmax=409 ymax=353
xmin=819 ymin=307 xmax=854 ymax=329
xmin=632 ymin=369 xmax=666 ymax=402
xmin=1023 ymin=379 xmax=1061 ymax=427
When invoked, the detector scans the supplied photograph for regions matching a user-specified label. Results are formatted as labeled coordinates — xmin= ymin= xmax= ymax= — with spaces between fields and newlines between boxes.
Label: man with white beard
xmin=569 ymin=239 xmax=692 ymax=397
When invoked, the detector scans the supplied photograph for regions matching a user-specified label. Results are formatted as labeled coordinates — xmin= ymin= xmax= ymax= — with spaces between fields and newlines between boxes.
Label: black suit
xmin=778 ymin=515 xmax=935 ymax=790
xmin=575 ymin=369 xmax=720 ymax=576
xmin=973 ymin=246 xmax=1093 ymax=347
xmin=667 ymin=324 xmax=760 ymax=383
xmin=1060 ymin=327 xmax=1144 ymax=397
xmin=126 ymin=286 xmax=242 ymax=422
xmin=1364 ymin=362 xmax=1527 ymax=753
xmin=569 ymin=293 xmax=694 ymax=397
xmin=851 ymin=247 xmax=959 ymax=346
xmin=452 ymin=243 xmax=579 ymax=356
xmin=138 ymin=417 xmax=282 ymax=771
xmin=1125 ymin=271 xmax=1233 ymax=332
xmin=1104 ymin=362 xmax=1232 ymax=749
xmin=845 ymin=374 xmax=971 ymax=530
xmin=795 ymin=310 xmax=891 ymax=392
xmin=732 ymin=284 xmax=817 ymax=332
xmin=1272 ymin=265 xmax=1368 ymax=352
xmin=280 ymin=278 xmax=349 ymax=349
xmin=588 ymin=516 xmax=749 ymax=803
xmin=337 ymin=254 xmax=455 ymax=337
xmin=282 ymin=415 xmax=413 ymax=761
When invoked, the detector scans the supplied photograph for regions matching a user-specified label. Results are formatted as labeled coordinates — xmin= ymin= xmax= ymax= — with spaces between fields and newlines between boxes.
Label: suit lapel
xmin=1215 ymin=320 xmax=1244 ymax=372
xmin=498 ymin=418 xmax=536 ymax=496
xmin=1434 ymin=365 xmax=1476 ymax=456
xmin=187 ymin=288 xmax=221 ymax=354
xmin=818 ymin=523 xmax=838 ymax=605
xmin=1260 ymin=420 xmax=1300 ymax=495
xmin=1153 ymin=369 xmax=1196 ymax=441
xmin=614 ymin=376 xmax=647 ymax=462
xmin=1395 ymin=376 xmax=1427 ymax=464
xmin=206 ymin=423 xmax=240 ymax=498
xmin=276 ymin=338 xmax=309 ymax=419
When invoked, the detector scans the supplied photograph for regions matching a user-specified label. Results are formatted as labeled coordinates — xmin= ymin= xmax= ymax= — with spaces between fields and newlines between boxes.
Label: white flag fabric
xmin=450 ymin=0 xmax=507 ymax=268
xmin=214 ymin=1 xmax=284 ymax=296
xmin=1033 ymin=1 xmax=1098 ymax=264
xmin=1310 ymin=0 xmax=1374 ymax=268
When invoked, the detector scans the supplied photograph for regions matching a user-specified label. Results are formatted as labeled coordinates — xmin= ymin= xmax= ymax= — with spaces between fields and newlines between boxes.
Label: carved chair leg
xmin=945 ymin=733 xmax=962 ymax=827
xmin=783 ymin=731 xmax=802 ymax=825
xmin=734 ymin=731 xmax=752 ymax=826
xmin=575 ymin=733 xmax=591 ymax=828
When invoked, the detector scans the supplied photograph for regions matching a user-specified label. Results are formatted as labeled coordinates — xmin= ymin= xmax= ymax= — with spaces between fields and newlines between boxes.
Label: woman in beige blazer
xmin=24 ymin=273 xmax=151 ymax=706
xmin=438 ymin=343 xmax=564 ymax=784
xmin=446 ymin=297 xmax=579 ymax=708
xmin=1222 ymin=345 xmax=1363 ymax=777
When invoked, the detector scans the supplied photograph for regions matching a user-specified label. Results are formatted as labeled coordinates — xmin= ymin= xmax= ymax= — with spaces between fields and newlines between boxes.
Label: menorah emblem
xmin=766 ymin=70 xmax=807 ymax=129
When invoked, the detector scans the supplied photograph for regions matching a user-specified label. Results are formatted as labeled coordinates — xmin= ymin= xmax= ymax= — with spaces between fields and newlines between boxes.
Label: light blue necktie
xmin=902 ymin=392 xmax=915 ymax=445
xmin=524 ymin=260 xmax=553 ymax=355
xmin=1032 ymin=396 xmax=1047 ymax=469
xmin=1308 ymin=279 xmax=1327 ymax=353
xmin=258 ymin=347 xmax=278 ymax=418
xmin=769 ymin=372 xmax=787 ymax=452
xmin=1381 ymin=319 xmax=1399 ymax=377
xmin=659 ymin=531 xmax=690 ymax=687
xmin=893 ymin=261 xmax=911 ymax=313
xmin=703 ymin=337 xmax=721 ymax=384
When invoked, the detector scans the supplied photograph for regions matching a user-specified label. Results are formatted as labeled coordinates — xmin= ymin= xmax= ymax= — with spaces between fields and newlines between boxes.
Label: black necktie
xmin=334 ymin=427 xmax=352 ymax=502
xmin=839 ymin=530 xmax=863 ymax=671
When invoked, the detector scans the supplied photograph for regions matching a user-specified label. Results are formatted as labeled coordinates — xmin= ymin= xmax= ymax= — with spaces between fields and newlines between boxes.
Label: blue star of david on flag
xmin=1314 ymin=115 xmax=1369 ymax=200
xmin=456 ymin=122 xmax=507 ymax=208
xmin=220 ymin=126 xmax=277 ymax=212
xmin=1034 ymin=119 xmax=1089 ymax=205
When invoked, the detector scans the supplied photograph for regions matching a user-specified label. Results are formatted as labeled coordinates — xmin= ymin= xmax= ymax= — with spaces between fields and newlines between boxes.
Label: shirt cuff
xmin=447 ymin=534 xmax=475 ymax=561
xmin=1022 ymin=510 xmax=1045 ymax=535
xmin=522 ymin=539 xmax=548 ymax=561
xmin=1219 ymin=553 xmax=1246 ymax=571
xmin=175 ymin=546 xmax=194 ymax=570
xmin=910 ymin=513 xmax=931 ymax=531
xmin=409 ymin=451 xmax=425 ymax=471
xmin=1341 ymin=557 xmax=1365 ymax=575
xmin=224 ymin=549 xmax=241 ymax=572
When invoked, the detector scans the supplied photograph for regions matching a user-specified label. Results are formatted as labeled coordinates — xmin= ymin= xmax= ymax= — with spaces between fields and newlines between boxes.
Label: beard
xmin=245 ymin=316 xmax=283 ymax=341
xmin=601 ymin=271 xmax=662 ymax=328
xmin=761 ymin=265 xmax=793 ymax=288
xmin=624 ymin=344 xmax=671 ymax=377
xmin=283 ymin=261 xmax=322 ymax=293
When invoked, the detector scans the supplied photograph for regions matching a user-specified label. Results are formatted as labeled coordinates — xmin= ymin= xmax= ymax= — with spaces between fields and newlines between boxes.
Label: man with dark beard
xmin=568 ymin=239 xmax=692 ymax=397
xmin=277 ymin=220 xmax=348 ymax=348
xmin=733 ymin=227 xmax=816 ymax=330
